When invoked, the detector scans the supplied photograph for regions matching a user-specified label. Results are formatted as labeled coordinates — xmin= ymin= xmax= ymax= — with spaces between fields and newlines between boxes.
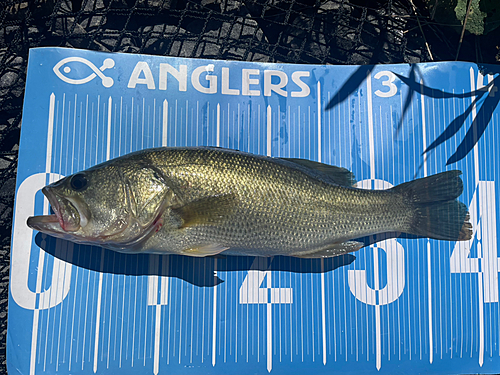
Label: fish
xmin=27 ymin=147 xmax=473 ymax=258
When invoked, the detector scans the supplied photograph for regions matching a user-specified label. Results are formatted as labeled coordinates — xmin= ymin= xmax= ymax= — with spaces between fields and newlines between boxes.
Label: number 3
xmin=374 ymin=71 xmax=397 ymax=98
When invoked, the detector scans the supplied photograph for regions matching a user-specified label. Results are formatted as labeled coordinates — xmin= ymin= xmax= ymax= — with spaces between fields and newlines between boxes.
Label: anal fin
xmin=292 ymin=241 xmax=364 ymax=259
xmin=181 ymin=244 xmax=229 ymax=257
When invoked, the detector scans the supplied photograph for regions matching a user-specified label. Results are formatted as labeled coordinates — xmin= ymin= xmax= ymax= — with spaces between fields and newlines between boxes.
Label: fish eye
xmin=70 ymin=173 xmax=88 ymax=191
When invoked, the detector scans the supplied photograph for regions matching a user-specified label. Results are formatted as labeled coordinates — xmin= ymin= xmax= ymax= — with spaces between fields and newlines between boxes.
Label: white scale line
xmin=267 ymin=269 xmax=272 ymax=373
xmin=45 ymin=93 xmax=55 ymax=172
xmin=202 ymin=260 xmax=206 ymax=363
xmin=341 ymin=101 xmax=346 ymax=364
xmin=321 ymin=260 xmax=326 ymax=365
xmin=178 ymin=271 xmax=184 ymax=364
xmin=58 ymin=93 xmax=65 ymax=176
xmin=267 ymin=106 xmax=272 ymax=156
xmin=159 ymin=98 xmax=168 ymax=373
xmin=147 ymin=259 xmax=158 ymax=305
xmin=212 ymin=259 xmax=218 ymax=366
xmin=158 ymin=257 xmax=169 ymax=370
xmin=224 ymin=259 xmax=228 ymax=364
xmin=237 ymin=103 xmax=240 ymax=151
xmin=265 ymin=108 xmax=274 ymax=372
xmin=258 ymin=105 xmax=261 ymax=154
xmin=235 ymin=253 xmax=239 ymax=363
xmin=317 ymin=82 xmax=322 ymax=162
xmin=207 ymin=102 xmax=211 ymax=146
xmin=63 ymin=96 xmax=77 ymax=367
xmin=420 ymin=82 xmax=428 ymax=178
xmin=145 ymin=146 xmax=158 ymax=367
xmin=48 ymin=240 xmax=60 ymax=368
xmin=486 ymin=179 xmax=498 ymax=355
xmin=142 ymin=98 xmax=145 ymax=149
xmin=367 ymin=74 xmax=376 ymax=179
xmin=163 ymin=100 xmax=168 ymax=146
xmin=217 ymin=103 xmax=221 ymax=147
xmin=30 ymin=92 xmax=56 ymax=375
xmin=427 ymin=238 xmax=433 ymax=363
xmin=154 ymin=304 xmax=162 ymax=374
xmin=161 ymin=273 xmax=169 ymax=305
xmin=153 ymin=98 xmax=156 ymax=148
xmin=148 ymin=258 xmax=159 ymax=372
xmin=131 ymin=266 xmax=138 ymax=366
xmin=69 ymin=246 xmax=78 ymax=371
xmin=366 ymin=70 xmax=382 ymax=370
xmin=469 ymin=67 xmax=484 ymax=367
xmin=93 ymin=252 xmax=105 ymax=372
xmin=106 ymin=96 xmax=112 ymax=159
xmin=136 ymin=281 xmax=144 ymax=363
xmin=96 ymin=96 xmax=100 ymax=165
xmin=374 ymin=244 xmax=382 ymax=371
xmin=478 ymin=240 xmax=484 ymax=367
xmin=278 ymin=258 xmax=281 ymax=365
xmin=166 ymin=277 xmax=173 ymax=365
xmin=360 ymin=95 xmax=367 ymax=364
xmin=421 ymin=80 xmax=434 ymax=364
xmin=469 ymin=68 xmax=481 ymax=187
xmin=93 ymin=96 xmax=112 ymax=373
xmin=83 ymin=96 xmax=88 ymax=166
xmin=317 ymin=82 xmax=327 ymax=366
xmin=81 ymin=263 xmax=91 ymax=363
xmin=107 ymin=268 xmax=114 ymax=369
xmin=119 ymin=276 xmax=125 ymax=367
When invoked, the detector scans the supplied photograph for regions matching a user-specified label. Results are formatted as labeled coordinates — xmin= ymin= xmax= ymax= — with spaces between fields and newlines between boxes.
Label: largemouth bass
xmin=27 ymin=147 xmax=472 ymax=258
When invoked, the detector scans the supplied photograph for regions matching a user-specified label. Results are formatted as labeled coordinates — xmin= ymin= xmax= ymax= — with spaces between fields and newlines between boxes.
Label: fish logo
xmin=53 ymin=57 xmax=115 ymax=87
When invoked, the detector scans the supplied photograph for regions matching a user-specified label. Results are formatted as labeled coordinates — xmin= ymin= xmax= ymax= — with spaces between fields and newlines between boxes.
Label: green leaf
xmin=455 ymin=0 xmax=487 ymax=35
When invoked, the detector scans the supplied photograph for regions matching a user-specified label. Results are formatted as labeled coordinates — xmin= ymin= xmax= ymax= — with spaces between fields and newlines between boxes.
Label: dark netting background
xmin=1 ymin=0 xmax=499 ymax=371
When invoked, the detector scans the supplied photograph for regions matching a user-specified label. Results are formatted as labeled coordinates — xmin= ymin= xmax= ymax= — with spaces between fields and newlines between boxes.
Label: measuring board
xmin=8 ymin=47 xmax=500 ymax=374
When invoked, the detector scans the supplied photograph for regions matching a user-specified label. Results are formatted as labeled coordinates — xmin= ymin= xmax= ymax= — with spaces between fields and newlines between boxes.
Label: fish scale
xmin=27 ymin=147 xmax=472 ymax=258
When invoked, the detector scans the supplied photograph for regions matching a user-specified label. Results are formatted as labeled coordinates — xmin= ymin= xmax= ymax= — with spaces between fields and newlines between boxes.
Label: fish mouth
xmin=27 ymin=187 xmax=84 ymax=234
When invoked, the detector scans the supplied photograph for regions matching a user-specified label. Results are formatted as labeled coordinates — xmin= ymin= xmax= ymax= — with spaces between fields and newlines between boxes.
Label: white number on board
xmin=348 ymin=179 xmax=405 ymax=305
xmin=348 ymin=239 xmax=405 ymax=306
xmin=374 ymin=71 xmax=397 ymax=98
xmin=450 ymin=181 xmax=498 ymax=302
xmin=11 ymin=173 xmax=72 ymax=310
xmin=239 ymin=257 xmax=292 ymax=304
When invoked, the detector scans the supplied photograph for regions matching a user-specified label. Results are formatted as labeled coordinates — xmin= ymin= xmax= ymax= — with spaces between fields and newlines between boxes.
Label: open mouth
xmin=27 ymin=187 xmax=81 ymax=234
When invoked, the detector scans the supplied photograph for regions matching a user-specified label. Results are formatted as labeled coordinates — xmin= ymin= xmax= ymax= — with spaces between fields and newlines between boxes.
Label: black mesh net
xmin=1 ymin=0 xmax=499 ymax=370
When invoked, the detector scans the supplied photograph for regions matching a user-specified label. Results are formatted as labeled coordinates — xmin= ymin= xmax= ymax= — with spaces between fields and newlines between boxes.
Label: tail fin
xmin=391 ymin=171 xmax=473 ymax=241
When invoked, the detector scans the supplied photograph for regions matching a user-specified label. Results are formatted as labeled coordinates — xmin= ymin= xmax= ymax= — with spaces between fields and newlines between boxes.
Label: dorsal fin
xmin=281 ymin=158 xmax=356 ymax=187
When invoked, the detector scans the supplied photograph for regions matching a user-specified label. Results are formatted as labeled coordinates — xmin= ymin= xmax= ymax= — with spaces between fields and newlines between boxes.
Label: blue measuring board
xmin=9 ymin=47 xmax=500 ymax=374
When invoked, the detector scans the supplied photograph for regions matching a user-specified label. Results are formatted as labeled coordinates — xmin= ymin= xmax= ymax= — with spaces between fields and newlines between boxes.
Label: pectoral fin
xmin=292 ymin=241 xmax=364 ymax=258
xmin=173 ymin=194 xmax=237 ymax=228
xmin=182 ymin=244 xmax=230 ymax=257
